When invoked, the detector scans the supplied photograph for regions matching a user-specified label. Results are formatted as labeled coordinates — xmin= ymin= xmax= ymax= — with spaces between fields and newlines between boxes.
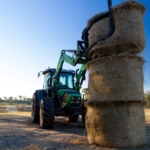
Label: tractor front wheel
xmin=40 ymin=97 xmax=55 ymax=129
xmin=69 ymin=114 xmax=79 ymax=123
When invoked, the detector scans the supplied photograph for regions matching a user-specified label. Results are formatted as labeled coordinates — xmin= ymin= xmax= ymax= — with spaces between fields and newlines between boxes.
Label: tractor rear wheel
xmin=31 ymin=93 xmax=39 ymax=123
xmin=40 ymin=97 xmax=55 ymax=129
xmin=69 ymin=114 xmax=79 ymax=123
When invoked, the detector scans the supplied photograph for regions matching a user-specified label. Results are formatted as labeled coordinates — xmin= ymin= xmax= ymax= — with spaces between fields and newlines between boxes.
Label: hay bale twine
xmin=87 ymin=55 xmax=144 ymax=101
xmin=85 ymin=100 xmax=146 ymax=148
xmin=88 ymin=1 xmax=145 ymax=59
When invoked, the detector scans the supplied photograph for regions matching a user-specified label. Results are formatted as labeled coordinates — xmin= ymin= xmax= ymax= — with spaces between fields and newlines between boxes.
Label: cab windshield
xmin=57 ymin=73 xmax=74 ymax=89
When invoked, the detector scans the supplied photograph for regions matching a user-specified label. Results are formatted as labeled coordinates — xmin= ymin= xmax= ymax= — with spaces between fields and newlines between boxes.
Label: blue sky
xmin=0 ymin=0 xmax=149 ymax=98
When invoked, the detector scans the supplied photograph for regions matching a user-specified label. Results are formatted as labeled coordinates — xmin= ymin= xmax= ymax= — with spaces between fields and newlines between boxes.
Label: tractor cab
xmin=41 ymin=68 xmax=82 ymax=110
xmin=41 ymin=68 xmax=77 ymax=97
xmin=42 ymin=68 xmax=75 ymax=90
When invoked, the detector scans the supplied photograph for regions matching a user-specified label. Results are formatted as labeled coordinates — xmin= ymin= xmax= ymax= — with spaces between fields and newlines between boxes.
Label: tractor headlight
xmin=76 ymin=101 xmax=80 ymax=104
xmin=71 ymin=100 xmax=75 ymax=104
xmin=70 ymin=97 xmax=81 ymax=105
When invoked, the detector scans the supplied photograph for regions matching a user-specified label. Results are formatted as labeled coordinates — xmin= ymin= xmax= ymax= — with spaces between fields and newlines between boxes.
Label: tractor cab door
xmin=43 ymin=73 xmax=52 ymax=97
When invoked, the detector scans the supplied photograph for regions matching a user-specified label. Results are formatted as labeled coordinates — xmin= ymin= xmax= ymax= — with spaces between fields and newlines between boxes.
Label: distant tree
xmin=19 ymin=95 xmax=22 ymax=100
xmin=14 ymin=97 xmax=17 ymax=100
xmin=22 ymin=95 xmax=26 ymax=101
xmin=26 ymin=98 xmax=32 ymax=101
xmin=0 ymin=97 xmax=2 ymax=100
xmin=8 ymin=96 xmax=13 ymax=105
xmin=4 ymin=96 xmax=7 ymax=100
xmin=82 ymin=88 xmax=89 ymax=100
xmin=144 ymin=91 xmax=150 ymax=108
xmin=8 ymin=96 xmax=13 ymax=100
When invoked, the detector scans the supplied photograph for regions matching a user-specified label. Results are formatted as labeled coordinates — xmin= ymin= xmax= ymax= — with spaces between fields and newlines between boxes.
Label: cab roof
xmin=42 ymin=68 xmax=75 ymax=75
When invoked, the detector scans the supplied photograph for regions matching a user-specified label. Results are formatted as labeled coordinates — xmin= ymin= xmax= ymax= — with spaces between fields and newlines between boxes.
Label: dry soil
xmin=0 ymin=106 xmax=150 ymax=150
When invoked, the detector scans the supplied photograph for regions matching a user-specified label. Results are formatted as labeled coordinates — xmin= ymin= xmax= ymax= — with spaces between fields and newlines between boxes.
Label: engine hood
xmin=57 ymin=89 xmax=81 ymax=97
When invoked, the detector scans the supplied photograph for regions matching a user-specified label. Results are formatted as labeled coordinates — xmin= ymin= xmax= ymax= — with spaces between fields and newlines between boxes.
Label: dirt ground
xmin=0 ymin=106 xmax=150 ymax=150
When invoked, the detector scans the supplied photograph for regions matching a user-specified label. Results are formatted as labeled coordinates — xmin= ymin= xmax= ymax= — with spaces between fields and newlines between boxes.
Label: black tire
xmin=69 ymin=114 xmax=79 ymax=123
xmin=31 ymin=93 xmax=39 ymax=123
xmin=40 ymin=97 xmax=55 ymax=129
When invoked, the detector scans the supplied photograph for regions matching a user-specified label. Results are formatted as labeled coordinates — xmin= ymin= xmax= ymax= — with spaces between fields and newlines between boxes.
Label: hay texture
xmin=85 ymin=101 xmax=146 ymax=148
xmin=87 ymin=55 xmax=144 ymax=101
xmin=88 ymin=1 xmax=145 ymax=59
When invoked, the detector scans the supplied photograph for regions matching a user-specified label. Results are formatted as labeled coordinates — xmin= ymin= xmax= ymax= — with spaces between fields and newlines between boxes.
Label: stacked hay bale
xmin=85 ymin=1 xmax=146 ymax=148
xmin=88 ymin=1 xmax=145 ymax=59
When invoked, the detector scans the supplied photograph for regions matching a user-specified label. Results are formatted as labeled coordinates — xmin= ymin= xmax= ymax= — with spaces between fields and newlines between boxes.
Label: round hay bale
xmin=87 ymin=55 xmax=144 ymax=101
xmin=85 ymin=100 xmax=146 ymax=148
xmin=88 ymin=1 xmax=145 ymax=58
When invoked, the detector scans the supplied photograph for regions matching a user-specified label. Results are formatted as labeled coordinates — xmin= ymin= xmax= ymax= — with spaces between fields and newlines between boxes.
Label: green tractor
xmin=31 ymin=62 xmax=87 ymax=129
xmin=31 ymin=48 xmax=88 ymax=129
xmin=31 ymin=0 xmax=114 ymax=129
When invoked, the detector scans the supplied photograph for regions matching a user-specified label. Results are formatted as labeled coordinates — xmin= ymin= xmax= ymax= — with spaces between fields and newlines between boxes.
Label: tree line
xmin=0 ymin=95 xmax=32 ymax=101
xmin=1 ymin=90 xmax=150 ymax=107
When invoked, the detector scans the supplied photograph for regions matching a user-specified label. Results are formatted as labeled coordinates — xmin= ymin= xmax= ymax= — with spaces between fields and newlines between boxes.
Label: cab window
xmin=43 ymin=73 xmax=50 ymax=90
xmin=58 ymin=73 xmax=74 ymax=89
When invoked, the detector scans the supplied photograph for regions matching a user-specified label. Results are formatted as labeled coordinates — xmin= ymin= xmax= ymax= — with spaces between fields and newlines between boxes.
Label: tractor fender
xmin=35 ymin=90 xmax=47 ymax=107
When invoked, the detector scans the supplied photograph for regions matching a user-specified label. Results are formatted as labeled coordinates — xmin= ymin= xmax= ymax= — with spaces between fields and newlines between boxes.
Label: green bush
xmin=144 ymin=91 xmax=150 ymax=108
xmin=0 ymin=100 xmax=31 ymax=106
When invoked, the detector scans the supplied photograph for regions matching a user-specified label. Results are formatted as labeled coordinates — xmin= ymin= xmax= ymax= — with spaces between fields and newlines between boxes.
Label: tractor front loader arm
xmin=53 ymin=50 xmax=87 ymax=92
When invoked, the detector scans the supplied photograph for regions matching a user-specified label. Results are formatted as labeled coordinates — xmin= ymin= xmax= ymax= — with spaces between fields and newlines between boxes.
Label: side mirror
xmin=37 ymin=72 xmax=40 ymax=78
xmin=37 ymin=71 xmax=43 ymax=78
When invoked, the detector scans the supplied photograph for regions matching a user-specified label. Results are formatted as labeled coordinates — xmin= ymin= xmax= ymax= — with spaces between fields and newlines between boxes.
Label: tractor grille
xmin=70 ymin=97 xmax=81 ymax=106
